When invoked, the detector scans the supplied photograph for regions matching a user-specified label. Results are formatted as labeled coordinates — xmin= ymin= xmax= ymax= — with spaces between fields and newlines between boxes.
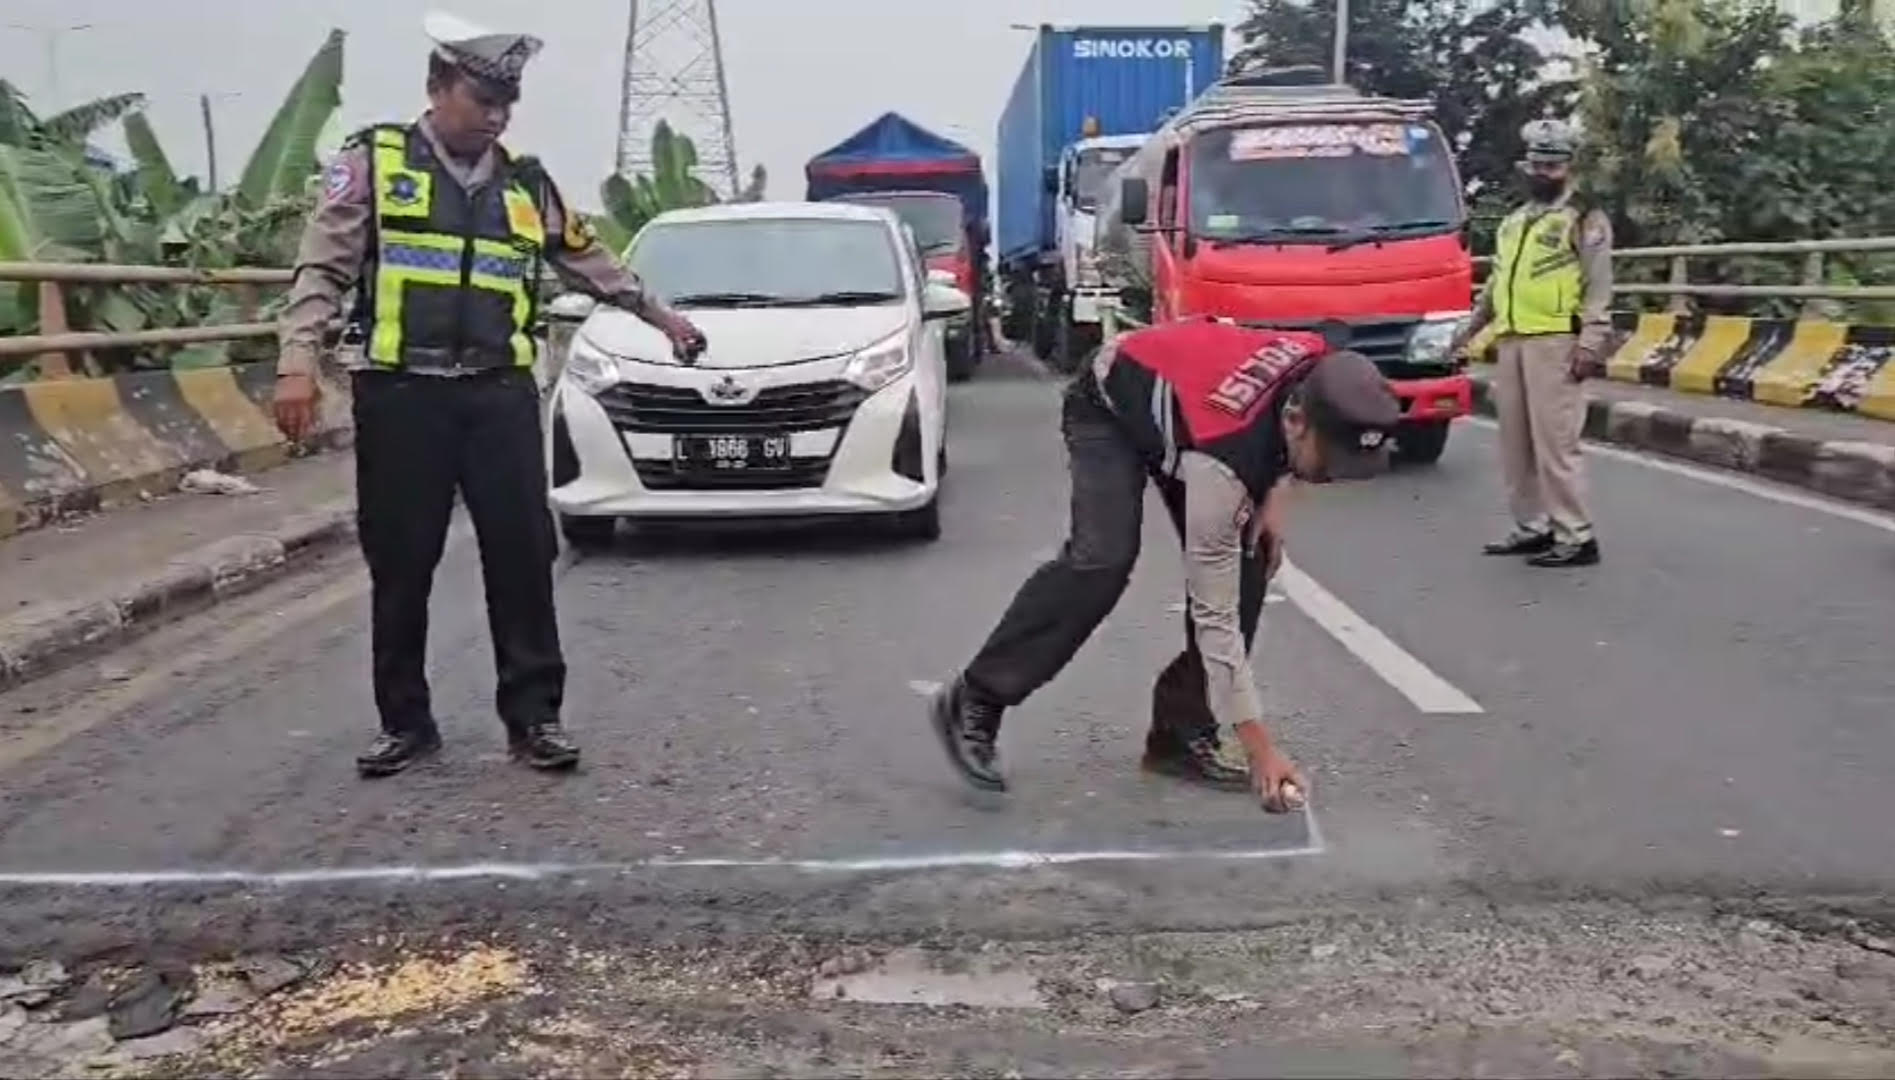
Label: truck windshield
xmin=1187 ymin=122 xmax=1462 ymax=243
xmin=629 ymin=218 xmax=905 ymax=306
xmin=1072 ymin=146 xmax=1134 ymax=212
xmin=836 ymin=195 xmax=964 ymax=255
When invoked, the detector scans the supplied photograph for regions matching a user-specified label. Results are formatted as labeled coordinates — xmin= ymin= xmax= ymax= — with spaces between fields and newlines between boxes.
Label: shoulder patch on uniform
xmin=322 ymin=157 xmax=358 ymax=202
xmin=562 ymin=211 xmax=597 ymax=251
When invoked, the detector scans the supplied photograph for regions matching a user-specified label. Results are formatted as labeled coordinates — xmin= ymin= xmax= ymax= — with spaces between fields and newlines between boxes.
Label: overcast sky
xmin=2 ymin=0 xmax=1253 ymax=212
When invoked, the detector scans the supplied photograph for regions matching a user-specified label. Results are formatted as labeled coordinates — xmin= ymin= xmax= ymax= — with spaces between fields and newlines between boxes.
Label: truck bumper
xmin=1389 ymin=372 xmax=1472 ymax=422
xmin=1069 ymin=289 xmax=1111 ymax=324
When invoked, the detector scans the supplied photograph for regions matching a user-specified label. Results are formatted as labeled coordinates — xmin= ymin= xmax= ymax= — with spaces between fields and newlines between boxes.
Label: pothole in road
xmin=810 ymin=947 xmax=1044 ymax=1009
xmin=9 ymin=900 xmax=1895 ymax=1078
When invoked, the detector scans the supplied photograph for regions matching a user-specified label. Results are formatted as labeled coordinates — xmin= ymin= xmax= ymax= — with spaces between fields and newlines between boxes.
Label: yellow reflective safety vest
xmin=356 ymin=125 xmax=544 ymax=370
xmin=1491 ymin=203 xmax=1584 ymax=337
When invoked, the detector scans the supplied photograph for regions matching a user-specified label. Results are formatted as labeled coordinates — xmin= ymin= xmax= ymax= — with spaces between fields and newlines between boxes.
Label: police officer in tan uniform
xmin=1453 ymin=119 xmax=1612 ymax=568
xmin=273 ymin=11 xmax=706 ymax=778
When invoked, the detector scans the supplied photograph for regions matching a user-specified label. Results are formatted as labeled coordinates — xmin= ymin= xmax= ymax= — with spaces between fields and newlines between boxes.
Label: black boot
xmin=1142 ymin=727 xmax=1252 ymax=791
xmin=510 ymin=721 xmax=581 ymax=771
xmin=1483 ymin=529 xmax=1555 ymax=556
xmin=356 ymin=728 xmax=442 ymax=778
xmin=1527 ymin=538 xmax=1601 ymax=567
xmin=929 ymin=678 xmax=1006 ymax=792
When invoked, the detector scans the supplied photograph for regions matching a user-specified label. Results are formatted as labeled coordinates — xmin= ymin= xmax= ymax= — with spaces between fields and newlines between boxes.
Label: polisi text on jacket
xmin=1072 ymin=38 xmax=1195 ymax=60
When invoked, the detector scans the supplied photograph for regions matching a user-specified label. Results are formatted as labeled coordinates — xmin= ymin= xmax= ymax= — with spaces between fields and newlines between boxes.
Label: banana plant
xmin=236 ymin=29 xmax=343 ymax=209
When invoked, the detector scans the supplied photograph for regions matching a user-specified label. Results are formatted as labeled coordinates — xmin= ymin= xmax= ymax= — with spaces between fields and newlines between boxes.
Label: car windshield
xmin=1072 ymin=146 xmax=1134 ymax=211
xmin=628 ymin=218 xmax=906 ymax=306
xmin=838 ymin=195 xmax=964 ymax=255
xmin=1187 ymin=121 xmax=1462 ymax=242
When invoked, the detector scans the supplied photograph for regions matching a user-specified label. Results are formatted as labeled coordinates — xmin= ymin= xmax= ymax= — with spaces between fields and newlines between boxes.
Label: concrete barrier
xmin=0 ymin=362 xmax=351 ymax=539
xmin=1472 ymin=314 xmax=1895 ymax=421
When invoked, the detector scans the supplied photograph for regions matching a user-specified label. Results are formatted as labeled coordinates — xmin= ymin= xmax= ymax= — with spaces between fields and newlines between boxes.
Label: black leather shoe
xmin=1483 ymin=530 xmax=1555 ymax=556
xmin=1143 ymin=730 xmax=1252 ymax=792
xmin=510 ymin=721 xmax=582 ymax=771
xmin=1527 ymin=538 xmax=1601 ymax=567
xmin=929 ymin=679 xmax=1006 ymax=792
xmin=356 ymin=729 xmax=442 ymax=778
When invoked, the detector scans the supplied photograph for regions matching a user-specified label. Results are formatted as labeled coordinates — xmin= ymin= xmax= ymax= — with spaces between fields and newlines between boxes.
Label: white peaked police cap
xmin=424 ymin=10 xmax=543 ymax=91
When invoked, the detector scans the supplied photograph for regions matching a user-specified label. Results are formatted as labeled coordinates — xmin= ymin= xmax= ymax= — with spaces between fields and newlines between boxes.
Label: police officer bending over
xmin=929 ymin=319 xmax=1400 ymax=812
xmin=272 ymin=12 xmax=706 ymax=778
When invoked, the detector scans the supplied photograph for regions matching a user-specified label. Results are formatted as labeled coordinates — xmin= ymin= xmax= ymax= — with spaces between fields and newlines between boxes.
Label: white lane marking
xmin=908 ymin=679 xmax=943 ymax=697
xmin=1462 ymin=416 xmax=1895 ymax=536
xmin=0 ymin=838 xmax=1326 ymax=888
xmin=1278 ymin=560 xmax=1485 ymax=715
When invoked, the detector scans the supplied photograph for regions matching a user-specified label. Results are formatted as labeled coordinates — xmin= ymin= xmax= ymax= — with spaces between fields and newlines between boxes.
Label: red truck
xmin=1098 ymin=66 xmax=1473 ymax=464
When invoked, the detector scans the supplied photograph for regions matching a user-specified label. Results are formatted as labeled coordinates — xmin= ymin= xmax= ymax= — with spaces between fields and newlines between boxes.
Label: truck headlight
xmin=842 ymin=332 xmax=912 ymax=394
xmin=1406 ymin=311 xmax=1471 ymax=368
xmin=562 ymin=334 xmax=623 ymax=396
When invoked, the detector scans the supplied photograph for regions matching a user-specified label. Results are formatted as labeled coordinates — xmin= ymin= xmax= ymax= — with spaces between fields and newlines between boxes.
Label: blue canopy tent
xmin=804 ymin=112 xmax=988 ymax=229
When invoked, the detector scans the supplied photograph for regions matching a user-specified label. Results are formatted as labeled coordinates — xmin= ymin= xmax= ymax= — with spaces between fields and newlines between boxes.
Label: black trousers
xmin=962 ymin=379 xmax=1268 ymax=747
xmin=352 ymin=369 xmax=565 ymax=738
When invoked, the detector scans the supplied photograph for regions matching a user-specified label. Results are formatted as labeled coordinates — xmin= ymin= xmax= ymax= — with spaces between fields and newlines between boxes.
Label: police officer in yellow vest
xmin=1452 ymin=119 xmax=1611 ymax=568
xmin=272 ymin=11 xmax=706 ymax=778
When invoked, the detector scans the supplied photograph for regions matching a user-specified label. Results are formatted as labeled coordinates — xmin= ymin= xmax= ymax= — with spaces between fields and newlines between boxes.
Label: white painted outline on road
xmin=1463 ymin=416 xmax=1895 ymax=536
xmin=1278 ymin=560 xmax=1485 ymax=715
xmin=0 ymin=835 xmax=1326 ymax=889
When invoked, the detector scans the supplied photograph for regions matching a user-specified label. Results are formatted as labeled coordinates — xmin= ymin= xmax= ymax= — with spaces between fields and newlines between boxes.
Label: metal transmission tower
xmin=615 ymin=0 xmax=740 ymax=199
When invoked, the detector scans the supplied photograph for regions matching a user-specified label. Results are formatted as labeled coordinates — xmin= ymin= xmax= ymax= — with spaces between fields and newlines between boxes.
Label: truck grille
xmin=1237 ymin=317 xmax=1448 ymax=381
xmin=597 ymin=380 xmax=868 ymax=434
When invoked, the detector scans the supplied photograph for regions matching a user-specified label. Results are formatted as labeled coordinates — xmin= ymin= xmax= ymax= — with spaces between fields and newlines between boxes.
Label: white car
xmin=543 ymin=201 xmax=970 ymax=544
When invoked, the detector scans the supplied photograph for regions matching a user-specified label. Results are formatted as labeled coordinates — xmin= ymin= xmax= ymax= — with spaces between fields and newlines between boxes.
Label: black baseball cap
xmin=1298 ymin=348 xmax=1401 ymax=480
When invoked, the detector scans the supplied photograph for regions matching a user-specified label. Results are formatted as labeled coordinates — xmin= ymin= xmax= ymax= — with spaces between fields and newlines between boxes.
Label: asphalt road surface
xmin=4 ymin=353 xmax=1895 ymax=1074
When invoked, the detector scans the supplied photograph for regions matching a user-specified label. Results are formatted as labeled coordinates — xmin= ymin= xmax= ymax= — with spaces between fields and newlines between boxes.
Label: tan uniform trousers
xmin=1493 ymin=333 xmax=1594 ymax=544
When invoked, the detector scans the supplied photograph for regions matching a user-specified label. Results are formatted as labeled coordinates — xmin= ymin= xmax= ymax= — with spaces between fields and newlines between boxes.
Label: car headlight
xmin=561 ymin=333 xmax=623 ymax=396
xmin=842 ymin=331 xmax=913 ymax=394
xmin=1406 ymin=311 xmax=1471 ymax=367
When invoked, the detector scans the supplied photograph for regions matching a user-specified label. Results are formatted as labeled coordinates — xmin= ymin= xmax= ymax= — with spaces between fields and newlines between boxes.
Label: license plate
xmin=673 ymin=433 xmax=793 ymax=471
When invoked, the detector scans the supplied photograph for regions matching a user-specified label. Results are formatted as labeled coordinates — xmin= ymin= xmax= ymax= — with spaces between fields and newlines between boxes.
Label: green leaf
xmin=123 ymin=112 xmax=186 ymax=218
xmin=39 ymin=93 xmax=147 ymax=146
xmin=0 ymin=80 xmax=40 ymax=146
xmin=237 ymin=29 xmax=345 ymax=209
xmin=590 ymin=211 xmax=632 ymax=256
xmin=0 ymin=143 xmax=109 ymax=261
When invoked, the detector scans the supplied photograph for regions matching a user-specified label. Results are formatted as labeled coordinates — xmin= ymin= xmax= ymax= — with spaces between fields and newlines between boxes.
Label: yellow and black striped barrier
xmin=0 ymin=362 xmax=351 ymax=539
xmin=1470 ymin=313 xmax=1895 ymax=420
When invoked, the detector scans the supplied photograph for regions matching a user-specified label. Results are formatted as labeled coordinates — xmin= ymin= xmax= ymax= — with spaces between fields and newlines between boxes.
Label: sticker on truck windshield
xmin=1229 ymin=124 xmax=1411 ymax=160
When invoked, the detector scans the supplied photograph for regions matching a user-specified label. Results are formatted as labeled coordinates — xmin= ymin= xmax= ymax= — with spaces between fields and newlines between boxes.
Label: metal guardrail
xmin=1472 ymin=235 xmax=1895 ymax=311
xmin=0 ymin=262 xmax=294 ymax=370
xmin=8 ymin=234 xmax=1895 ymax=371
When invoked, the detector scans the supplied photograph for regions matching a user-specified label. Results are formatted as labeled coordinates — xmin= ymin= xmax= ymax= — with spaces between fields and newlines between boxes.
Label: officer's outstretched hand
xmin=273 ymin=373 xmax=320 ymax=443
xmin=1233 ymin=719 xmax=1309 ymax=814
xmin=659 ymin=312 xmax=707 ymax=362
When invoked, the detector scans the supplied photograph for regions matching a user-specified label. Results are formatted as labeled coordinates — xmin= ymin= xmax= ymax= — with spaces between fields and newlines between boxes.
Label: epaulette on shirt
xmin=339 ymin=122 xmax=409 ymax=152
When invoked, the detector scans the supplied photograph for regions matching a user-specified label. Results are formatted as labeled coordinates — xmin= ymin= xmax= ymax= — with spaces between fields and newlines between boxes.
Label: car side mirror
xmin=544 ymin=293 xmax=598 ymax=323
xmin=923 ymin=282 xmax=971 ymax=321
xmin=1119 ymin=177 xmax=1150 ymax=226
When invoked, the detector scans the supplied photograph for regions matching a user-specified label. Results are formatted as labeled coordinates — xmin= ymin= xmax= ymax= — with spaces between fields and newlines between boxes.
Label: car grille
xmin=599 ymin=378 xmax=868 ymax=492
xmin=633 ymin=457 xmax=834 ymax=491
xmin=597 ymin=380 xmax=868 ymax=434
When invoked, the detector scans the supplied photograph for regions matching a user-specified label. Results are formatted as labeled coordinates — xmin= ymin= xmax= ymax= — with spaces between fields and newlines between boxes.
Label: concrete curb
xmin=1468 ymin=373 xmax=1895 ymax=512
xmin=0 ymin=500 xmax=357 ymax=691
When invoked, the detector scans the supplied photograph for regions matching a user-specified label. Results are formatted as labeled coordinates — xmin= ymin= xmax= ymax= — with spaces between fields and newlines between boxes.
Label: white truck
xmin=1036 ymin=134 xmax=1144 ymax=366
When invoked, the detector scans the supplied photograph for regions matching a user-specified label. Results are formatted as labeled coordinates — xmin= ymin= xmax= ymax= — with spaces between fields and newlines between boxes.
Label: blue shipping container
xmin=996 ymin=24 xmax=1225 ymax=268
